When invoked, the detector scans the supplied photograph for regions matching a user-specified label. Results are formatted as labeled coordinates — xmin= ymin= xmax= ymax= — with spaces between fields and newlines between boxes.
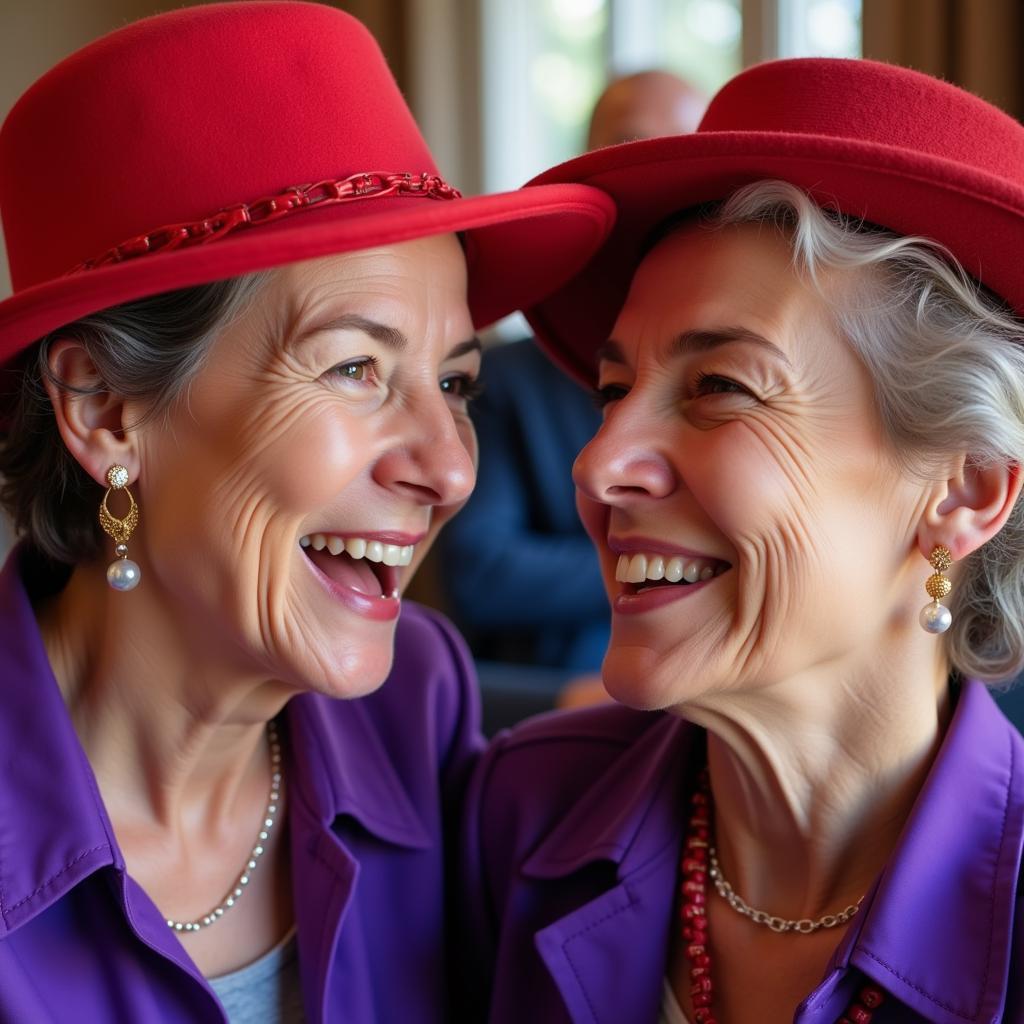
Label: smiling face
xmin=574 ymin=221 xmax=931 ymax=709
xmin=131 ymin=234 xmax=479 ymax=697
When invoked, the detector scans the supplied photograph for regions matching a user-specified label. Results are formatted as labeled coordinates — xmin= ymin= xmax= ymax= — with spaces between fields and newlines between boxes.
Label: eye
xmin=440 ymin=373 xmax=483 ymax=403
xmin=331 ymin=356 xmax=379 ymax=383
xmin=692 ymin=371 xmax=749 ymax=397
xmin=593 ymin=383 xmax=628 ymax=410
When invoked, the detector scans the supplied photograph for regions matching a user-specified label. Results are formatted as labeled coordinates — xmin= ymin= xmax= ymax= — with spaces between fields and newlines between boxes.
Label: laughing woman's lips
xmin=608 ymin=540 xmax=731 ymax=615
xmin=299 ymin=532 xmax=422 ymax=622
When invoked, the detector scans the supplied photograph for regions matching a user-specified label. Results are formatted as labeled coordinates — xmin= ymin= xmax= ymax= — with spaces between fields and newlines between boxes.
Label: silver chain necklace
xmin=166 ymin=720 xmax=282 ymax=933
xmin=708 ymin=844 xmax=862 ymax=935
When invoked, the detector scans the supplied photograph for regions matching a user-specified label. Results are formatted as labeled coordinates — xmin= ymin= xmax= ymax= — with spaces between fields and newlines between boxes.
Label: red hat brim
xmin=523 ymin=131 xmax=1024 ymax=386
xmin=0 ymin=182 xmax=615 ymax=361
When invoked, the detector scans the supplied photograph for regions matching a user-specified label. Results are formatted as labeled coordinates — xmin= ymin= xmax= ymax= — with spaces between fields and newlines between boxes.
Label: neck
xmin=682 ymin=636 xmax=952 ymax=922
xmin=36 ymin=558 xmax=289 ymax=831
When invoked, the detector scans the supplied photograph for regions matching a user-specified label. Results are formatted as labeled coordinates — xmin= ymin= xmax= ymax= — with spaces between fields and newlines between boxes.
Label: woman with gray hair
xmin=459 ymin=59 xmax=1024 ymax=1023
xmin=0 ymin=3 xmax=612 ymax=1021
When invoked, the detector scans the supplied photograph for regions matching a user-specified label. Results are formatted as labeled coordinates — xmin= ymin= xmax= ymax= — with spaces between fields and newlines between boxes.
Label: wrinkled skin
xmin=126 ymin=235 xmax=480 ymax=699
xmin=572 ymin=219 xmax=1022 ymax=1023
xmin=38 ymin=234 xmax=480 ymax=976
xmin=575 ymin=220 xmax=935 ymax=711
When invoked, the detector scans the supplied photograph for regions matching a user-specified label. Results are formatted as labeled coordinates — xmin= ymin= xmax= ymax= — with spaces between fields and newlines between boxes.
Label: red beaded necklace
xmin=679 ymin=768 xmax=886 ymax=1024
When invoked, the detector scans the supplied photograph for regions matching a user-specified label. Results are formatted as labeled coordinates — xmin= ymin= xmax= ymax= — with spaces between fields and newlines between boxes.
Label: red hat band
xmin=72 ymin=171 xmax=460 ymax=274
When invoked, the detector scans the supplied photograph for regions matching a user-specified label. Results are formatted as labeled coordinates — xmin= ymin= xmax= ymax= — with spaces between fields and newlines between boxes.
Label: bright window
xmin=481 ymin=0 xmax=861 ymax=194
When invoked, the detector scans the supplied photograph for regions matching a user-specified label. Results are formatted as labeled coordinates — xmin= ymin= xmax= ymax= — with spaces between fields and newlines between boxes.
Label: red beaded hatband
xmin=70 ymin=172 xmax=461 ymax=274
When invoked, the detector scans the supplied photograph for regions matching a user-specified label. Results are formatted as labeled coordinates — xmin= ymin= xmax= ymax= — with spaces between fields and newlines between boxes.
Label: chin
xmin=602 ymin=645 xmax=675 ymax=710
xmin=286 ymin=638 xmax=398 ymax=701
xmin=603 ymin=640 xmax=733 ymax=712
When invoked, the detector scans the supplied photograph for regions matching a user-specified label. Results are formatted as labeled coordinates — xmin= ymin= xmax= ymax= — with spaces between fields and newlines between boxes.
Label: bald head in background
xmin=586 ymin=70 xmax=707 ymax=151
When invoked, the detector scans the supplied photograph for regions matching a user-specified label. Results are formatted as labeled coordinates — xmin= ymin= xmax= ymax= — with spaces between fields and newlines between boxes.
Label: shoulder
xmin=468 ymin=702 xmax=666 ymax=847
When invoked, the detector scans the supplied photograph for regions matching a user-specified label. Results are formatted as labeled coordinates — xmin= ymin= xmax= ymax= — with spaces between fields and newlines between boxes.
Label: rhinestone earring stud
xmin=919 ymin=544 xmax=952 ymax=634
xmin=99 ymin=464 xmax=141 ymax=591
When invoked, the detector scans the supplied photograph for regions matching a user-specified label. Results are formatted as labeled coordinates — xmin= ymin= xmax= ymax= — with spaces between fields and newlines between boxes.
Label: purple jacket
xmin=460 ymin=682 xmax=1024 ymax=1023
xmin=0 ymin=550 xmax=484 ymax=1023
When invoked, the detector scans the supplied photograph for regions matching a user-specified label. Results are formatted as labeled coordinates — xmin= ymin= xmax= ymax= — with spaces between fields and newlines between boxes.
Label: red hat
xmin=0 ymin=1 xmax=615 ymax=362
xmin=523 ymin=57 xmax=1024 ymax=385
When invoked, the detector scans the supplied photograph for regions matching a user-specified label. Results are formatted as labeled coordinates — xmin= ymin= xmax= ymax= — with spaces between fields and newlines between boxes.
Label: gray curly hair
xmin=706 ymin=180 xmax=1024 ymax=683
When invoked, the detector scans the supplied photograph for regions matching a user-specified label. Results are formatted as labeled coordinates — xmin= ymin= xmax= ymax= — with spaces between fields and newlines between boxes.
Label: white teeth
xmin=613 ymin=547 xmax=728 ymax=586
xmin=627 ymin=554 xmax=647 ymax=584
xmin=299 ymin=534 xmax=416 ymax=567
xmin=613 ymin=547 xmax=727 ymax=587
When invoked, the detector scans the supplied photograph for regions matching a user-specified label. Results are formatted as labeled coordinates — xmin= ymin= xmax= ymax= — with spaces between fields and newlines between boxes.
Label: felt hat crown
xmin=0 ymin=1 xmax=615 ymax=361
xmin=523 ymin=57 xmax=1024 ymax=384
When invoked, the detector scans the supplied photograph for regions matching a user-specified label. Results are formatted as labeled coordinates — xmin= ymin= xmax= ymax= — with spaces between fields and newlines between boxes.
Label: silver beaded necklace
xmin=166 ymin=720 xmax=282 ymax=933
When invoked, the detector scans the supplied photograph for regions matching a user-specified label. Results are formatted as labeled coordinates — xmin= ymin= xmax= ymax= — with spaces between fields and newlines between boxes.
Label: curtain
xmin=862 ymin=0 xmax=1024 ymax=121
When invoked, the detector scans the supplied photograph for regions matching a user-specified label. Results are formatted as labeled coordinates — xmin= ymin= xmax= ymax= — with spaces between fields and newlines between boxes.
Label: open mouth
xmin=300 ymin=533 xmax=413 ymax=599
xmin=614 ymin=552 xmax=731 ymax=596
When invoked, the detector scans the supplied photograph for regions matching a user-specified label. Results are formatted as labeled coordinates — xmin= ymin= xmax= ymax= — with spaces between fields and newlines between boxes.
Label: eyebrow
xmin=302 ymin=313 xmax=408 ymax=351
xmin=597 ymin=327 xmax=792 ymax=368
xmin=446 ymin=337 xmax=483 ymax=360
xmin=299 ymin=313 xmax=482 ymax=361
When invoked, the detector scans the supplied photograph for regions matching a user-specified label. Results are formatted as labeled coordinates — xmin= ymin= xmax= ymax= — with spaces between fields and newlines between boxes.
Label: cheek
xmin=688 ymin=424 xmax=798 ymax=539
xmin=253 ymin=401 xmax=376 ymax=513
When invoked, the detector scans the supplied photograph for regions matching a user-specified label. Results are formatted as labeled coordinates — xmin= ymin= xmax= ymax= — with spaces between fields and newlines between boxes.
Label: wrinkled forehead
xmin=227 ymin=236 xmax=473 ymax=356
xmin=607 ymin=219 xmax=835 ymax=365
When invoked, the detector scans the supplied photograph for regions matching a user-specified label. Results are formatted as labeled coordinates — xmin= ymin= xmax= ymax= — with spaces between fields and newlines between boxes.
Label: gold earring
xmin=919 ymin=544 xmax=952 ymax=634
xmin=99 ymin=464 xmax=141 ymax=591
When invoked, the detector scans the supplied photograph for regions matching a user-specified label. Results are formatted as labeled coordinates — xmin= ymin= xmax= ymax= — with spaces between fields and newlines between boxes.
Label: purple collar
xmin=518 ymin=682 xmax=1023 ymax=1023
xmin=0 ymin=548 xmax=431 ymax=937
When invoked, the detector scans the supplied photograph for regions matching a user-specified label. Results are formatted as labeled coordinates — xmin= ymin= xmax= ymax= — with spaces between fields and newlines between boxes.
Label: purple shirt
xmin=0 ymin=549 xmax=484 ymax=1022
xmin=460 ymin=683 xmax=1024 ymax=1023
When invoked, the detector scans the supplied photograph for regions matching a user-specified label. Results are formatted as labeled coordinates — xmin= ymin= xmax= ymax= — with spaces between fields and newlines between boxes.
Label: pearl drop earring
xmin=99 ymin=464 xmax=142 ymax=591
xmin=919 ymin=544 xmax=952 ymax=634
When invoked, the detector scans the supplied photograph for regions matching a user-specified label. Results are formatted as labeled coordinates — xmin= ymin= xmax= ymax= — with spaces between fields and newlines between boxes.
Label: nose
xmin=373 ymin=392 xmax=476 ymax=508
xmin=573 ymin=410 xmax=678 ymax=505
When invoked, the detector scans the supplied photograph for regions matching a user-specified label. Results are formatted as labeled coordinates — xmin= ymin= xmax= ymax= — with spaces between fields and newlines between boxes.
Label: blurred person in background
xmin=439 ymin=71 xmax=706 ymax=677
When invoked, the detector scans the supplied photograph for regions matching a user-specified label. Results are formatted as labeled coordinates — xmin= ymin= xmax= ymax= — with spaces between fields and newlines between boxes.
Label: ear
xmin=43 ymin=339 xmax=140 ymax=487
xmin=918 ymin=455 xmax=1023 ymax=563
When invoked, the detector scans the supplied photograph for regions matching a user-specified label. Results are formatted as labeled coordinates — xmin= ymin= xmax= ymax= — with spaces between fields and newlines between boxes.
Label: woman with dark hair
xmin=461 ymin=59 xmax=1024 ymax=1023
xmin=0 ymin=3 xmax=612 ymax=1021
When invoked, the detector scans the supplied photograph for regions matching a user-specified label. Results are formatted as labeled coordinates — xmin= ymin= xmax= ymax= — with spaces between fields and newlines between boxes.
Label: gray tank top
xmin=208 ymin=928 xmax=306 ymax=1024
